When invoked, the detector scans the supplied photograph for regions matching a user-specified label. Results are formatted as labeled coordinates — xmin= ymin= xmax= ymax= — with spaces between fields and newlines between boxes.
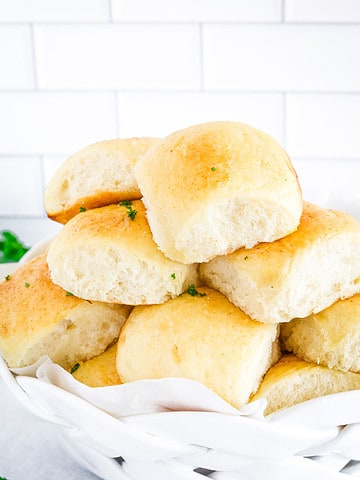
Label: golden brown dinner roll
xmin=71 ymin=344 xmax=121 ymax=387
xmin=281 ymin=292 xmax=360 ymax=373
xmin=200 ymin=202 xmax=360 ymax=324
xmin=116 ymin=286 xmax=279 ymax=409
xmin=134 ymin=121 xmax=302 ymax=263
xmin=0 ymin=254 xmax=131 ymax=369
xmin=46 ymin=201 xmax=198 ymax=305
xmin=251 ymin=354 xmax=360 ymax=415
xmin=44 ymin=137 xmax=159 ymax=224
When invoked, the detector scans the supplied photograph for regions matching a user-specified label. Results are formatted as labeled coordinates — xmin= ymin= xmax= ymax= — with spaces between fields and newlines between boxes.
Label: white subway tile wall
xmin=0 ymin=0 xmax=359 ymax=245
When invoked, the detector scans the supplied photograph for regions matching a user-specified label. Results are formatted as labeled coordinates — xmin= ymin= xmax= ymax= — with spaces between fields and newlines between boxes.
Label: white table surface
xmin=0 ymin=375 xmax=101 ymax=480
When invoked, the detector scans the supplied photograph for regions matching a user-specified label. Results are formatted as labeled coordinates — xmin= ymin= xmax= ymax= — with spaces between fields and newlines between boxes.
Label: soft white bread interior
xmin=251 ymin=354 xmax=360 ymax=415
xmin=46 ymin=201 xmax=198 ymax=305
xmin=0 ymin=254 xmax=131 ymax=369
xmin=281 ymin=292 xmax=360 ymax=373
xmin=134 ymin=121 xmax=303 ymax=264
xmin=44 ymin=137 xmax=159 ymax=224
xmin=71 ymin=343 xmax=121 ymax=387
xmin=200 ymin=202 xmax=360 ymax=324
xmin=116 ymin=286 xmax=280 ymax=409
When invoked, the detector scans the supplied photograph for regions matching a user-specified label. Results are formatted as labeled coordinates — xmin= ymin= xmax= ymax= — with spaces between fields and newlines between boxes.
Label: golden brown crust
xmin=134 ymin=121 xmax=303 ymax=263
xmin=47 ymin=190 xmax=141 ymax=224
xmin=251 ymin=354 xmax=360 ymax=414
xmin=200 ymin=202 xmax=360 ymax=323
xmin=72 ymin=344 xmax=121 ymax=387
xmin=0 ymin=254 xmax=131 ymax=368
xmin=46 ymin=201 xmax=199 ymax=305
xmin=227 ymin=202 xmax=360 ymax=287
xmin=0 ymin=254 xmax=85 ymax=341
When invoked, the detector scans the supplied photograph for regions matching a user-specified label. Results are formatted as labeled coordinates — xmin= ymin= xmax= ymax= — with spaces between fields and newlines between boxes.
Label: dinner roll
xmin=46 ymin=201 xmax=198 ymax=305
xmin=251 ymin=354 xmax=360 ymax=415
xmin=0 ymin=254 xmax=131 ymax=369
xmin=44 ymin=137 xmax=159 ymax=224
xmin=200 ymin=202 xmax=360 ymax=324
xmin=134 ymin=121 xmax=302 ymax=263
xmin=71 ymin=344 xmax=121 ymax=387
xmin=116 ymin=286 xmax=279 ymax=409
xmin=281 ymin=292 xmax=360 ymax=373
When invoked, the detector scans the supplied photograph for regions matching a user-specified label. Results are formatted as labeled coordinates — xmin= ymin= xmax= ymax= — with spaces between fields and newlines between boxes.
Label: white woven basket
xmin=1 ymin=353 xmax=360 ymax=480
xmin=2 ymin=192 xmax=360 ymax=480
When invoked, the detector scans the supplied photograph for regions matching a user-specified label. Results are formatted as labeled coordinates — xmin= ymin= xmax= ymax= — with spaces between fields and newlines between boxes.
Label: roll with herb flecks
xmin=46 ymin=201 xmax=199 ymax=305
xmin=0 ymin=254 xmax=131 ymax=369
xmin=134 ymin=121 xmax=303 ymax=264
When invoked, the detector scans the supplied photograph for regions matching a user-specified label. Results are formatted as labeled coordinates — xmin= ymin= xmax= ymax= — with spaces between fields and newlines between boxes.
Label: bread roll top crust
xmin=0 ymin=254 xmax=86 ymax=340
xmin=251 ymin=354 xmax=360 ymax=415
xmin=72 ymin=344 xmax=121 ymax=387
xmin=46 ymin=201 xmax=199 ymax=305
xmin=200 ymin=202 xmax=360 ymax=323
xmin=117 ymin=286 xmax=279 ymax=409
xmin=135 ymin=121 xmax=303 ymax=263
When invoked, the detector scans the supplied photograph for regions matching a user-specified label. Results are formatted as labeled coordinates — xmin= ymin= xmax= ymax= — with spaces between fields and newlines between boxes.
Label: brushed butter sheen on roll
xmin=46 ymin=201 xmax=198 ymax=305
xmin=116 ymin=286 xmax=279 ymax=409
xmin=134 ymin=121 xmax=302 ymax=263
xmin=281 ymin=292 xmax=360 ymax=373
xmin=0 ymin=254 xmax=131 ymax=369
xmin=44 ymin=137 xmax=159 ymax=224
xmin=72 ymin=344 xmax=121 ymax=387
xmin=251 ymin=354 xmax=360 ymax=415
xmin=200 ymin=202 xmax=360 ymax=324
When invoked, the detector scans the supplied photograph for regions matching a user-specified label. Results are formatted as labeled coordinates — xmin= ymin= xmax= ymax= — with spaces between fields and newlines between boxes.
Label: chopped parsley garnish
xmin=0 ymin=230 xmax=29 ymax=263
xmin=119 ymin=200 xmax=137 ymax=221
xmin=244 ymin=255 xmax=249 ymax=260
xmin=70 ymin=363 xmax=80 ymax=374
xmin=24 ymin=282 xmax=30 ymax=288
xmin=79 ymin=206 xmax=86 ymax=212
xmin=4 ymin=275 xmax=10 ymax=281
xmin=211 ymin=166 xmax=217 ymax=171
xmin=66 ymin=291 xmax=74 ymax=296
xmin=171 ymin=273 xmax=176 ymax=279
xmin=187 ymin=284 xmax=206 ymax=297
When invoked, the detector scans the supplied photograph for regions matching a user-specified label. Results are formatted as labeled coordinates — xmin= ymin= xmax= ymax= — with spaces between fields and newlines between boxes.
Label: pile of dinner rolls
xmin=1 ymin=121 xmax=360 ymax=415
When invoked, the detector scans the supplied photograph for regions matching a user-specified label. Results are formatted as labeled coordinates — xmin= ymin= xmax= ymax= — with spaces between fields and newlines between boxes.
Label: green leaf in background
xmin=0 ymin=230 xmax=30 ymax=263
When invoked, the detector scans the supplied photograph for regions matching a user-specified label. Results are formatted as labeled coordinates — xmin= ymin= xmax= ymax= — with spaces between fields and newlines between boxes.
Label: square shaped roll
xmin=0 ymin=254 xmax=131 ymax=369
xmin=116 ymin=286 xmax=279 ymax=409
xmin=200 ymin=202 xmax=360 ymax=324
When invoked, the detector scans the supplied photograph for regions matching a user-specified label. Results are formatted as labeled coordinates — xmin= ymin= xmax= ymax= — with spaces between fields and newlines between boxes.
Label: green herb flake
xmin=79 ymin=206 xmax=86 ymax=212
xmin=4 ymin=275 xmax=10 ymax=281
xmin=187 ymin=284 xmax=206 ymax=297
xmin=66 ymin=291 xmax=74 ymax=296
xmin=244 ymin=255 xmax=249 ymax=260
xmin=24 ymin=282 xmax=30 ymax=288
xmin=70 ymin=362 xmax=80 ymax=374
xmin=0 ymin=230 xmax=29 ymax=263
xmin=119 ymin=200 xmax=137 ymax=221
xmin=171 ymin=273 xmax=176 ymax=279
xmin=211 ymin=166 xmax=217 ymax=171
